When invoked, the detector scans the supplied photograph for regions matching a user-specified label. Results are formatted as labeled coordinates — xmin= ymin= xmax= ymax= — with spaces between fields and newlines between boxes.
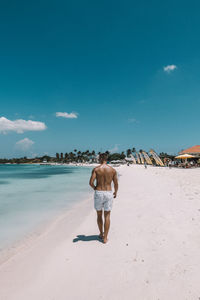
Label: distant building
xmin=179 ymin=145 xmax=200 ymax=157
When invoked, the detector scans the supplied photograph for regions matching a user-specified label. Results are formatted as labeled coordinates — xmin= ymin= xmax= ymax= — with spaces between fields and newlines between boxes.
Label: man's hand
xmin=113 ymin=191 xmax=117 ymax=198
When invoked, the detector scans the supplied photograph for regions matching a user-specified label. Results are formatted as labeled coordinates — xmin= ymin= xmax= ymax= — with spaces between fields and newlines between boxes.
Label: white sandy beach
xmin=0 ymin=165 xmax=200 ymax=300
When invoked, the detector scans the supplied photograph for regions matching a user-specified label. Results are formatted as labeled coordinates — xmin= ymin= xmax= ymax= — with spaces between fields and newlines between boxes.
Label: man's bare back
xmin=94 ymin=165 xmax=115 ymax=190
xmin=89 ymin=164 xmax=118 ymax=197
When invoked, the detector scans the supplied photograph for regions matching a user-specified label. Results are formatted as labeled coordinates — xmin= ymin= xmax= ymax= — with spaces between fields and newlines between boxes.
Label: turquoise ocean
xmin=0 ymin=164 xmax=92 ymax=250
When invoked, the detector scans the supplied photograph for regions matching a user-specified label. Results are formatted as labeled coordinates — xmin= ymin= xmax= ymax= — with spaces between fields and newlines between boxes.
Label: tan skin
xmin=89 ymin=159 xmax=118 ymax=243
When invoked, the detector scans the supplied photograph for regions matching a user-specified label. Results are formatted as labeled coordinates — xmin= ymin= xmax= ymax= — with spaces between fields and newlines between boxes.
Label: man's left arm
xmin=89 ymin=168 xmax=97 ymax=190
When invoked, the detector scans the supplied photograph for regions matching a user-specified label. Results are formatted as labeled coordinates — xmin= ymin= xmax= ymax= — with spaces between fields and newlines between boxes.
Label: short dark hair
xmin=99 ymin=153 xmax=108 ymax=162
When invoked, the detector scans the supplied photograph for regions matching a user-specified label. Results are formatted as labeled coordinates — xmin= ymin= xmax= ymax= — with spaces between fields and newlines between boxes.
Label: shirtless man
xmin=89 ymin=153 xmax=118 ymax=243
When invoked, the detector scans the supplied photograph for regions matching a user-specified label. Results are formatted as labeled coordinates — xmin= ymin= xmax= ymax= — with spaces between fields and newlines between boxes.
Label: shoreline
xmin=0 ymin=164 xmax=93 ymax=256
xmin=0 ymin=193 xmax=93 ymax=266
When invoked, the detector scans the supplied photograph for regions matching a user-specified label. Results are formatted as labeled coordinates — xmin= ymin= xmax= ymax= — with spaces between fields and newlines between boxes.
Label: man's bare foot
xmin=99 ymin=233 xmax=104 ymax=240
xmin=103 ymin=237 xmax=108 ymax=244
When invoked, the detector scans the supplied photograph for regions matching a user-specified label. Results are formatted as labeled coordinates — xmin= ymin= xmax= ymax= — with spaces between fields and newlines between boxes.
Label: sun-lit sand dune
xmin=0 ymin=165 xmax=200 ymax=300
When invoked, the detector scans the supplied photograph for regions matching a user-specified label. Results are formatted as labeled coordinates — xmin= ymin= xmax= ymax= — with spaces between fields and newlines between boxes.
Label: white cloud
xmin=15 ymin=138 xmax=35 ymax=151
xmin=56 ymin=112 xmax=78 ymax=119
xmin=163 ymin=65 xmax=177 ymax=73
xmin=109 ymin=144 xmax=119 ymax=153
xmin=0 ymin=117 xmax=47 ymax=134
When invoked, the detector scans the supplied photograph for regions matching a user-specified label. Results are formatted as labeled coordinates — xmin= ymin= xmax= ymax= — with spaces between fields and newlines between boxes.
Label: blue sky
xmin=0 ymin=0 xmax=200 ymax=158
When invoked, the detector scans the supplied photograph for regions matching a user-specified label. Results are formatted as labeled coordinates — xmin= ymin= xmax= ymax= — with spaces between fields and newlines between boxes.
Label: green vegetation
xmin=0 ymin=155 xmax=52 ymax=164
xmin=0 ymin=148 xmax=173 ymax=164
xmin=108 ymin=152 xmax=126 ymax=161
xmin=159 ymin=152 xmax=175 ymax=160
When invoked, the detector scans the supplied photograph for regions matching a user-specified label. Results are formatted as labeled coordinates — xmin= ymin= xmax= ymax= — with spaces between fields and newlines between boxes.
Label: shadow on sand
xmin=73 ymin=234 xmax=103 ymax=243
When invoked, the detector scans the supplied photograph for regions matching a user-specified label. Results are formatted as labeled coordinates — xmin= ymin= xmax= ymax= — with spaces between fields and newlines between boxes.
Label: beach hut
xmin=179 ymin=145 xmax=200 ymax=157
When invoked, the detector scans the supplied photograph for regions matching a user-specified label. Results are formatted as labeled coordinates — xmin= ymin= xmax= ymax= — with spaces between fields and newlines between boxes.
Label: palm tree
xmin=64 ymin=153 xmax=69 ymax=160
xmin=132 ymin=148 xmax=136 ymax=153
xmin=120 ymin=151 xmax=125 ymax=159
xmin=76 ymin=151 xmax=82 ymax=162
xmin=90 ymin=150 xmax=96 ymax=162
xmin=126 ymin=149 xmax=132 ymax=157
xmin=83 ymin=150 xmax=89 ymax=161
xmin=69 ymin=152 xmax=74 ymax=161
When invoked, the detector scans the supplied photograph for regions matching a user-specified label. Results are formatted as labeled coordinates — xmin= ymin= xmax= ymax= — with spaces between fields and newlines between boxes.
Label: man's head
xmin=99 ymin=153 xmax=108 ymax=164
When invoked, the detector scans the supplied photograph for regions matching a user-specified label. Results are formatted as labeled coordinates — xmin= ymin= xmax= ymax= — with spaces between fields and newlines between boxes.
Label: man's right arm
xmin=89 ymin=168 xmax=97 ymax=190
xmin=113 ymin=170 xmax=118 ymax=198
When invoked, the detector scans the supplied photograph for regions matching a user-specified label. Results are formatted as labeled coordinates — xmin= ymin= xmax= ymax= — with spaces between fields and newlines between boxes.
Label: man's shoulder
xmin=92 ymin=164 xmax=116 ymax=173
xmin=110 ymin=166 xmax=117 ymax=173
xmin=106 ymin=165 xmax=116 ymax=173
xmin=92 ymin=165 xmax=101 ymax=172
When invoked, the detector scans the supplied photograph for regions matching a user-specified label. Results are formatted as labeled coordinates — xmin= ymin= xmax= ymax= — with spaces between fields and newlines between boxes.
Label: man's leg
xmin=96 ymin=210 xmax=103 ymax=239
xmin=103 ymin=211 xmax=110 ymax=243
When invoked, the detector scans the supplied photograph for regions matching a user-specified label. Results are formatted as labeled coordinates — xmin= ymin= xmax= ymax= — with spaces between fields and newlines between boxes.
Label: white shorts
xmin=94 ymin=190 xmax=113 ymax=211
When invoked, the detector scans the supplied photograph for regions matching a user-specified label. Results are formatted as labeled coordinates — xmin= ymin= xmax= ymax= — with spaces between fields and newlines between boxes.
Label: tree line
xmin=55 ymin=148 xmax=139 ymax=163
xmin=0 ymin=148 xmax=173 ymax=164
